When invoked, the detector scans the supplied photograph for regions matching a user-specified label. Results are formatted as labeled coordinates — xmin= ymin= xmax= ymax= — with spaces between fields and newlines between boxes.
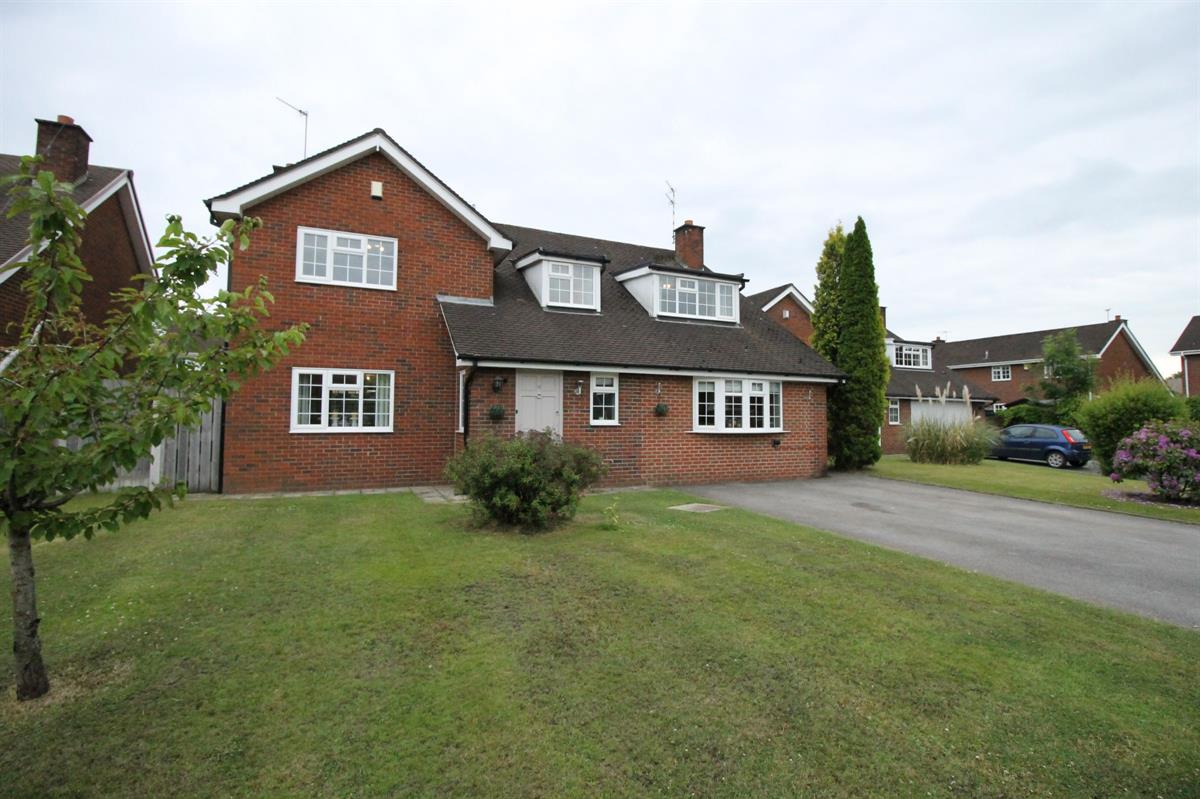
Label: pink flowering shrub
xmin=1110 ymin=420 xmax=1200 ymax=502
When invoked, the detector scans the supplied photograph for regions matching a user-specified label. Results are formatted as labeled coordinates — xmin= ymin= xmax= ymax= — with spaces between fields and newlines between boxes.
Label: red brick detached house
xmin=935 ymin=318 xmax=1162 ymax=406
xmin=206 ymin=129 xmax=842 ymax=493
xmin=1169 ymin=316 xmax=1200 ymax=397
xmin=0 ymin=116 xmax=154 ymax=345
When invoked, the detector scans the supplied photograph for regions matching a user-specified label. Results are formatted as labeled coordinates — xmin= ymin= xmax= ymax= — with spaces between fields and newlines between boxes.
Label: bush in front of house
xmin=996 ymin=403 xmax=1055 ymax=427
xmin=1109 ymin=420 xmax=1200 ymax=503
xmin=1187 ymin=394 xmax=1200 ymax=422
xmin=906 ymin=418 xmax=998 ymax=465
xmin=445 ymin=431 xmax=605 ymax=530
xmin=1074 ymin=379 xmax=1188 ymax=472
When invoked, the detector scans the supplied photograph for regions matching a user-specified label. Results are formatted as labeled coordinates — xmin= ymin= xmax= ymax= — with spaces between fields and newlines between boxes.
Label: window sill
xmin=589 ymin=421 xmax=620 ymax=427
xmin=690 ymin=428 xmax=788 ymax=435
xmin=295 ymin=276 xmax=397 ymax=292
xmin=290 ymin=427 xmax=394 ymax=434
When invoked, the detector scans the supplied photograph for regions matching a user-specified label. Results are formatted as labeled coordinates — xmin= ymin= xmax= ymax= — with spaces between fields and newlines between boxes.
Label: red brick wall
xmin=952 ymin=364 xmax=1040 ymax=405
xmin=222 ymin=152 xmax=494 ymax=493
xmin=462 ymin=368 xmax=828 ymax=486
xmin=1183 ymin=354 xmax=1200 ymax=397
xmin=882 ymin=399 xmax=909 ymax=455
xmin=764 ymin=295 xmax=814 ymax=345
xmin=1095 ymin=328 xmax=1154 ymax=387
xmin=0 ymin=193 xmax=142 ymax=346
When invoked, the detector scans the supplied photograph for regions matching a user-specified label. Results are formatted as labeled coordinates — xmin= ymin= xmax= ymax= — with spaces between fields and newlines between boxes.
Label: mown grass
xmin=870 ymin=454 xmax=1200 ymax=525
xmin=1 ymin=490 xmax=1197 ymax=797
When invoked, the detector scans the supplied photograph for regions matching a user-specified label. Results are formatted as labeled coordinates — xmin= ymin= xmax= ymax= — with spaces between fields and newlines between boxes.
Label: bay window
xmin=694 ymin=377 xmax=783 ymax=432
xmin=291 ymin=368 xmax=393 ymax=432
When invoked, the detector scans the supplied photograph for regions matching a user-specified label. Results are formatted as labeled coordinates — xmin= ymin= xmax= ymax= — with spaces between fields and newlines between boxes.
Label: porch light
xmin=492 ymin=376 xmax=507 ymax=393
xmin=575 ymin=379 xmax=584 ymax=396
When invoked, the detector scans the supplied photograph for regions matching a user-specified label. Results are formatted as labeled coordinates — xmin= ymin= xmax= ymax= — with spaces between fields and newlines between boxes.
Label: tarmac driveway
xmin=690 ymin=474 xmax=1200 ymax=628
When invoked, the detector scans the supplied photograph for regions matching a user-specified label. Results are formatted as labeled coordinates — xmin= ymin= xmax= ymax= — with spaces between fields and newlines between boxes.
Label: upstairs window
xmin=694 ymin=377 xmax=782 ymax=432
xmin=659 ymin=276 xmax=737 ymax=322
xmin=291 ymin=368 xmax=393 ymax=432
xmin=992 ymin=365 xmax=1012 ymax=381
xmin=296 ymin=226 xmax=397 ymax=290
xmin=893 ymin=344 xmax=931 ymax=369
xmin=546 ymin=262 xmax=598 ymax=309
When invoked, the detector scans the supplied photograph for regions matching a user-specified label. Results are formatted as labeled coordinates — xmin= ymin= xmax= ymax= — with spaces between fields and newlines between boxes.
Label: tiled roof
xmin=0 ymin=154 xmax=127 ymax=266
xmin=1169 ymin=316 xmax=1200 ymax=354
xmin=887 ymin=364 xmax=995 ymax=402
xmin=439 ymin=224 xmax=843 ymax=380
xmin=936 ymin=320 xmax=1124 ymax=366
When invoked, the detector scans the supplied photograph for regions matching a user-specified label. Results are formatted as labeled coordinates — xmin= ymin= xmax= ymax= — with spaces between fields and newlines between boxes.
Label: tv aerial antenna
xmin=665 ymin=181 xmax=676 ymax=229
xmin=276 ymin=96 xmax=309 ymax=159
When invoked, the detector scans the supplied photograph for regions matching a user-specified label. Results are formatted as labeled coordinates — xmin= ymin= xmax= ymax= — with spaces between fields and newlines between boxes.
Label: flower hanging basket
xmin=653 ymin=402 xmax=669 ymax=417
xmin=488 ymin=404 xmax=506 ymax=422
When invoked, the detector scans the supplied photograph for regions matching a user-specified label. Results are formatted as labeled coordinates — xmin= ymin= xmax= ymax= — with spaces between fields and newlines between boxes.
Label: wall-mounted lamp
xmin=492 ymin=376 xmax=507 ymax=393
xmin=655 ymin=381 xmax=662 ymax=396
xmin=771 ymin=438 xmax=782 ymax=449
xmin=575 ymin=379 xmax=584 ymax=396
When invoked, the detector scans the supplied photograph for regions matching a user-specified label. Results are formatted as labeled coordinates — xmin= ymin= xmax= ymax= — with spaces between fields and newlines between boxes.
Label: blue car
xmin=991 ymin=424 xmax=1092 ymax=469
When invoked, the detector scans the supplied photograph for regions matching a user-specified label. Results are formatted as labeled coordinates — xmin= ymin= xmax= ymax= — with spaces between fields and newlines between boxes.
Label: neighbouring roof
xmin=887 ymin=365 xmax=995 ymax=402
xmin=936 ymin=320 xmax=1127 ymax=367
xmin=0 ymin=154 xmax=130 ymax=268
xmin=1169 ymin=315 xmax=1200 ymax=355
xmin=205 ymin=128 xmax=512 ymax=253
xmin=439 ymin=223 xmax=844 ymax=380
xmin=746 ymin=282 xmax=814 ymax=314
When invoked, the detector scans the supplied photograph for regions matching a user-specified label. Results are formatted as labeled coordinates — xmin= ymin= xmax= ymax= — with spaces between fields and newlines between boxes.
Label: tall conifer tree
xmin=810 ymin=225 xmax=845 ymax=364
xmin=828 ymin=217 xmax=889 ymax=469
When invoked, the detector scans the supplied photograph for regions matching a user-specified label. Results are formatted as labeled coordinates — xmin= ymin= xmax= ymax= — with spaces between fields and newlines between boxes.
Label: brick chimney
xmin=674 ymin=219 xmax=704 ymax=270
xmin=879 ymin=305 xmax=887 ymax=330
xmin=35 ymin=115 xmax=92 ymax=183
xmin=1114 ymin=314 xmax=1122 ymax=322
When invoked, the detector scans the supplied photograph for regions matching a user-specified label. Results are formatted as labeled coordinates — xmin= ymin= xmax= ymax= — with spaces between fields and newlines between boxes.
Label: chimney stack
xmin=35 ymin=115 xmax=92 ymax=183
xmin=879 ymin=305 xmax=887 ymax=330
xmin=1114 ymin=314 xmax=1122 ymax=321
xmin=674 ymin=219 xmax=705 ymax=270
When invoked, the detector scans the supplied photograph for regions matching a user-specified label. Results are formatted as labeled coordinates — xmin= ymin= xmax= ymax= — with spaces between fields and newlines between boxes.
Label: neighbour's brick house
xmin=206 ymin=129 xmax=842 ymax=493
xmin=934 ymin=319 xmax=1161 ymax=406
xmin=0 ymin=116 xmax=154 ymax=345
xmin=1169 ymin=316 xmax=1200 ymax=397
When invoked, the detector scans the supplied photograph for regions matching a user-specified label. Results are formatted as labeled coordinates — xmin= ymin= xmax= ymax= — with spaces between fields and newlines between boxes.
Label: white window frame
xmin=892 ymin=344 xmax=931 ymax=369
xmin=992 ymin=365 xmax=1012 ymax=381
xmin=290 ymin=367 xmax=395 ymax=433
xmin=590 ymin=373 xmax=619 ymax=426
xmin=888 ymin=399 xmax=901 ymax=425
xmin=295 ymin=226 xmax=398 ymax=291
xmin=456 ymin=370 xmax=466 ymax=433
xmin=692 ymin=377 xmax=783 ymax=433
xmin=658 ymin=275 xmax=739 ymax=323
xmin=543 ymin=260 xmax=600 ymax=311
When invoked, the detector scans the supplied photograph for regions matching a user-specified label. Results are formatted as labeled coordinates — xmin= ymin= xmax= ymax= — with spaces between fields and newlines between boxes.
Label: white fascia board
xmin=614 ymin=265 xmax=743 ymax=288
xmin=1170 ymin=348 xmax=1200 ymax=356
xmin=436 ymin=294 xmax=493 ymax=306
xmin=0 ymin=172 xmax=148 ymax=286
xmin=1100 ymin=322 xmax=1163 ymax=381
xmin=515 ymin=251 xmax=606 ymax=271
xmin=208 ymin=132 xmax=513 ymax=253
xmin=946 ymin=358 xmax=1043 ymax=369
xmin=613 ymin=266 xmax=654 ymax=283
xmin=454 ymin=358 xmax=840 ymax=383
xmin=760 ymin=284 xmax=814 ymax=315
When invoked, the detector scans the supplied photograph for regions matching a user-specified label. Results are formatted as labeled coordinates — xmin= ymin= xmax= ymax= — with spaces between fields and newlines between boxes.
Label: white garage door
xmin=910 ymin=400 xmax=972 ymax=425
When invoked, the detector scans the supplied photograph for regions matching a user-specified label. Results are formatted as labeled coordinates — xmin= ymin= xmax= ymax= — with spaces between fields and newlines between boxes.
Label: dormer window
xmin=516 ymin=251 xmax=604 ymax=312
xmin=658 ymin=275 xmax=736 ymax=322
xmin=892 ymin=343 xmax=931 ymax=369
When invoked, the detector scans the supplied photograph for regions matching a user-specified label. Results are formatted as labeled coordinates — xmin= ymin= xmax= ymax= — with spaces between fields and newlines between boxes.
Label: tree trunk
xmin=8 ymin=526 xmax=49 ymax=700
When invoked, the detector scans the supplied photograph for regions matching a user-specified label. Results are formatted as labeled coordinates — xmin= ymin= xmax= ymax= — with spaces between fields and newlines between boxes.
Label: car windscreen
xmin=1065 ymin=429 xmax=1087 ymax=442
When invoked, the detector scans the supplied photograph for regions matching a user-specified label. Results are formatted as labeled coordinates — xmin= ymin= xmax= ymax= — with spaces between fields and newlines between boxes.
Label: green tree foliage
xmin=1027 ymin=329 xmax=1096 ymax=424
xmin=1 ymin=158 xmax=307 ymax=699
xmin=809 ymin=224 xmax=845 ymax=364
xmin=827 ymin=217 xmax=889 ymax=470
xmin=1074 ymin=378 xmax=1188 ymax=472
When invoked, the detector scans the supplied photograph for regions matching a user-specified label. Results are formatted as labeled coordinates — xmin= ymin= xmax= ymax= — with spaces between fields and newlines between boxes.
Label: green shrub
xmin=997 ymin=403 xmax=1055 ymax=427
xmin=1075 ymin=379 xmax=1188 ymax=472
xmin=1186 ymin=394 xmax=1200 ymax=421
xmin=906 ymin=418 xmax=998 ymax=464
xmin=445 ymin=432 xmax=605 ymax=530
xmin=1110 ymin=420 xmax=1200 ymax=502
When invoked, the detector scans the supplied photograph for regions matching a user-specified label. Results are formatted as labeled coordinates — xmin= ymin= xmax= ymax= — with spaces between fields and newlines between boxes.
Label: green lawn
xmin=2 ymin=491 xmax=1197 ymax=797
xmin=870 ymin=455 xmax=1200 ymax=524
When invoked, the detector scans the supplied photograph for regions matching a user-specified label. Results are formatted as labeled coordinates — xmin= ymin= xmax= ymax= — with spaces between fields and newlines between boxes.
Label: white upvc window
xmin=546 ymin=261 xmax=599 ymax=310
xmin=892 ymin=344 xmax=931 ymax=369
xmin=590 ymin=374 xmax=619 ymax=425
xmin=295 ymin=226 xmax=397 ymax=290
xmin=291 ymin=368 xmax=394 ymax=432
xmin=693 ymin=377 xmax=782 ymax=432
xmin=888 ymin=399 xmax=901 ymax=425
xmin=658 ymin=275 xmax=738 ymax=322
xmin=992 ymin=365 xmax=1012 ymax=381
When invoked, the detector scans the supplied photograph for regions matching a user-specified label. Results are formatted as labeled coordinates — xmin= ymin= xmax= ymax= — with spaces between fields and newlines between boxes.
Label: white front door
xmin=515 ymin=370 xmax=562 ymax=435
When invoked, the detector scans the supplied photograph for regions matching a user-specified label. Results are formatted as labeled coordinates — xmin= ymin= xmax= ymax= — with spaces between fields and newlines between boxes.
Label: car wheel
xmin=1046 ymin=451 xmax=1067 ymax=469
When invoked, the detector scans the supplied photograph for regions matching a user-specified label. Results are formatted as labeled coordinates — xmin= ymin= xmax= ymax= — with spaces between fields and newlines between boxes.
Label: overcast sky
xmin=2 ymin=1 xmax=1197 ymax=375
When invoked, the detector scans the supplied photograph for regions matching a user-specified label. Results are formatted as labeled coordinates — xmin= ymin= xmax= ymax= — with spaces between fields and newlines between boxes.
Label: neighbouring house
xmin=205 ymin=128 xmax=842 ymax=493
xmin=0 ymin=115 xmax=155 ymax=345
xmin=881 ymin=333 xmax=993 ymax=455
xmin=934 ymin=318 xmax=1162 ymax=406
xmin=1169 ymin=316 xmax=1200 ymax=397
